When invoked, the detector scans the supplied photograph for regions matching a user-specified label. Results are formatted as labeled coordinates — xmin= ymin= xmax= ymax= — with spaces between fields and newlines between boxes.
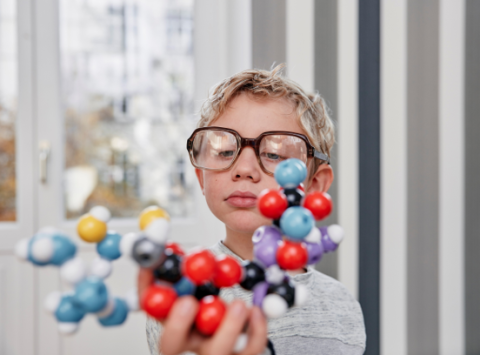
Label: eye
xmin=261 ymin=152 xmax=285 ymax=161
xmin=219 ymin=150 xmax=235 ymax=158
xmin=266 ymin=153 xmax=280 ymax=160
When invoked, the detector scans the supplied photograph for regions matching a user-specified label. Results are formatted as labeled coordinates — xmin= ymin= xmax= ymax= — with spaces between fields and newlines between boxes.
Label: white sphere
xmin=265 ymin=265 xmax=285 ymax=285
xmin=304 ymin=226 xmax=321 ymax=244
xmin=262 ymin=294 xmax=288 ymax=319
xmin=328 ymin=224 xmax=344 ymax=244
xmin=96 ymin=297 xmax=115 ymax=318
xmin=294 ymin=284 xmax=309 ymax=307
xmin=144 ymin=218 xmax=170 ymax=244
xmin=60 ymin=257 xmax=87 ymax=285
xmin=125 ymin=288 xmax=139 ymax=311
xmin=90 ymin=257 xmax=112 ymax=279
xmin=31 ymin=237 xmax=54 ymax=262
xmin=233 ymin=333 xmax=248 ymax=353
xmin=58 ymin=322 xmax=79 ymax=335
xmin=44 ymin=291 xmax=63 ymax=314
xmin=14 ymin=238 xmax=30 ymax=261
xmin=89 ymin=206 xmax=111 ymax=223
xmin=120 ymin=232 xmax=140 ymax=259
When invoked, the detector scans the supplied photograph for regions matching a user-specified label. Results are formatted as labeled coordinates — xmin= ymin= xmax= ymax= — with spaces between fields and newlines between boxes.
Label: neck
xmin=223 ymin=226 xmax=254 ymax=260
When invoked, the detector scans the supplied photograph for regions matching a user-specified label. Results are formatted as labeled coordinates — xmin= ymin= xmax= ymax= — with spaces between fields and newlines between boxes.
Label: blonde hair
xmin=198 ymin=64 xmax=335 ymax=172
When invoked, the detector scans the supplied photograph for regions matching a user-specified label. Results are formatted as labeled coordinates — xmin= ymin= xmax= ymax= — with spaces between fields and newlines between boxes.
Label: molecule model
xmin=15 ymin=206 xmax=139 ymax=335
xmin=126 ymin=206 xmax=243 ymax=338
xmin=248 ymin=158 xmax=344 ymax=319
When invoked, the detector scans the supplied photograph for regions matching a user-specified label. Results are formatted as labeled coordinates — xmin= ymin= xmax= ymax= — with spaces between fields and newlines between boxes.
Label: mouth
xmin=225 ymin=191 xmax=258 ymax=208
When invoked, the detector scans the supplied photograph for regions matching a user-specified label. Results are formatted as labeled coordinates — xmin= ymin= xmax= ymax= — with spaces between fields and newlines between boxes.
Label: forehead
xmin=211 ymin=93 xmax=305 ymax=138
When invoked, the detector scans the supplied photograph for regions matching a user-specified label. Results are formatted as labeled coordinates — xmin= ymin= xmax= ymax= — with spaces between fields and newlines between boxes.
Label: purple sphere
xmin=320 ymin=226 xmax=338 ymax=252
xmin=305 ymin=241 xmax=324 ymax=265
xmin=252 ymin=225 xmax=282 ymax=244
xmin=253 ymin=234 xmax=282 ymax=268
xmin=252 ymin=282 xmax=269 ymax=307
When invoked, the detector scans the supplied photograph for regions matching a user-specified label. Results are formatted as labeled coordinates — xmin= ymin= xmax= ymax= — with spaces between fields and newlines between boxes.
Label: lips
xmin=225 ymin=191 xmax=258 ymax=208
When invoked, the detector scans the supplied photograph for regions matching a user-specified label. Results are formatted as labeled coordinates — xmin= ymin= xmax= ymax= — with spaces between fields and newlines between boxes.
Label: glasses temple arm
xmin=313 ymin=150 xmax=331 ymax=164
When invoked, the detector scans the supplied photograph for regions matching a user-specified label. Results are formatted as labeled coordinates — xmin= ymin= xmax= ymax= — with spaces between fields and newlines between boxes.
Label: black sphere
xmin=132 ymin=236 xmax=165 ymax=269
xmin=268 ymin=280 xmax=295 ymax=308
xmin=153 ymin=252 xmax=183 ymax=283
xmin=283 ymin=188 xmax=304 ymax=207
xmin=194 ymin=282 xmax=220 ymax=300
xmin=272 ymin=219 xmax=281 ymax=228
xmin=239 ymin=261 xmax=265 ymax=290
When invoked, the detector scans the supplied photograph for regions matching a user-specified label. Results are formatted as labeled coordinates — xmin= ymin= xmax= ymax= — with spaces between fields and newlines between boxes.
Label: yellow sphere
xmin=77 ymin=214 xmax=107 ymax=243
xmin=139 ymin=206 xmax=170 ymax=230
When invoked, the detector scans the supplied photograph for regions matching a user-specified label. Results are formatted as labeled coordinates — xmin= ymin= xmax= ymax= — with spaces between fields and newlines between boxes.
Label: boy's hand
xmin=138 ymin=268 xmax=268 ymax=355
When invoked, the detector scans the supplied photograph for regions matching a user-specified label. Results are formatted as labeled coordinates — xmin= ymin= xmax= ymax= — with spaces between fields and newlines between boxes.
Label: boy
xmin=139 ymin=66 xmax=366 ymax=355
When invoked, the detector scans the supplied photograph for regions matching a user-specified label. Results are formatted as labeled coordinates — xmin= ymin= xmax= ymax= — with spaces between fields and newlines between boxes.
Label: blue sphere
xmin=98 ymin=298 xmax=129 ymax=326
xmin=173 ymin=277 xmax=196 ymax=296
xmin=96 ymin=231 xmax=122 ymax=260
xmin=280 ymin=206 xmax=314 ymax=240
xmin=51 ymin=235 xmax=77 ymax=266
xmin=74 ymin=276 xmax=109 ymax=313
xmin=274 ymin=159 xmax=307 ymax=188
xmin=55 ymin=294 xmax=85 ymax=323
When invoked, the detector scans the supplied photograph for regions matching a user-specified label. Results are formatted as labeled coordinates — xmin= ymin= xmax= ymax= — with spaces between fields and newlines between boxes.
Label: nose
xmin=231 ymin=147 xmax=261 ymax=182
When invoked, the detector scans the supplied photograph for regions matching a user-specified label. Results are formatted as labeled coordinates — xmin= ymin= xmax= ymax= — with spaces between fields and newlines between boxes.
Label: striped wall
xmin=249 ymin=0 xmax=479 ymax=354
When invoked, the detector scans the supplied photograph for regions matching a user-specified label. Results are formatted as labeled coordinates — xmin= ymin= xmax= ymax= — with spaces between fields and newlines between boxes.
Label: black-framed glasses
xmin=186 ymin=127 xmax=330 ymax=176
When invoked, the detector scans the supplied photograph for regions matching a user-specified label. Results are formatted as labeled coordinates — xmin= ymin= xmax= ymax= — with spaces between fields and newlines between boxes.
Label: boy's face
xmin=195 ymin=93 xmax=329 ymax=236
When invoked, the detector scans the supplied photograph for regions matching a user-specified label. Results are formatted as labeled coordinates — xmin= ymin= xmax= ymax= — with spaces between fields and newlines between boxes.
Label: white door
xmin=32 ymin=0 xmax=232 ymax=355
xmin=0 ymin=0 xmax=36 ymax=353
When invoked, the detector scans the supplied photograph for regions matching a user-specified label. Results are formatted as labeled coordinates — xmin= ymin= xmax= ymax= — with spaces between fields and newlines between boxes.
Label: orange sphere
xmin=139 ymin=206 xmax=170 ymax=230
xmin=77 ymin=214 xmax=107 ymax=243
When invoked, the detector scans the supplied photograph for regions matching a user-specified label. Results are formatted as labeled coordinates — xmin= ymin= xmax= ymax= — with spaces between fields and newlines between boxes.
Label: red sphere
xmin=165 ymin=241 xmax=185 ymax=256
xmin=213 ymin=255 xmax=243 ymax=288
xmin=182 ymin=249 xmax=216 ymax=285
xmin=303 ymin=192 xmax=333 ymax=220
xmin=141 ymin=284 xmax=177 ymax=320
xmin=276 ymin=240 xmax=308 ymax=270
xmin=195 ymin=296 xmax=226 ymax=336
xmin=257 ymin=189 xmax=288 ymax=219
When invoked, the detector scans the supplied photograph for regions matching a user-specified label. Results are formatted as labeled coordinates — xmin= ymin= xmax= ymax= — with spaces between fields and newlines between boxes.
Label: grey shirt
xmin=146 ymin=242 xmax=366 ymax=355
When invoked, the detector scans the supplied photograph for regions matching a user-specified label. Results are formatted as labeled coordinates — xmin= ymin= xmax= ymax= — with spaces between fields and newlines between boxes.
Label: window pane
xmin=0 ymin=0 xmax=17 ymax=222
xmin=60 ymin=0 xmax=195 ymax=219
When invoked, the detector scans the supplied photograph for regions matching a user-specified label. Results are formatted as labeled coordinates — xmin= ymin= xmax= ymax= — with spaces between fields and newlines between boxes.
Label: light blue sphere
xmin=98 ymin=298 xmax=129 ymax=326
xmin=51 ymin=235 xmax=77 ymax=266
xmin=280 ymin=206 xmax=314 ymax=240
xmin=55 ymin=294 xmax=85 ymax=323
xmin=96 ymin=231 xmax=122 ymax=260
xmin=74 ymin=276 xmax=109 ymax=313
xmin=274 ymin=159 xmax=307 ymax=188
xmin=173 ymin=277 xmax=196 ymax=296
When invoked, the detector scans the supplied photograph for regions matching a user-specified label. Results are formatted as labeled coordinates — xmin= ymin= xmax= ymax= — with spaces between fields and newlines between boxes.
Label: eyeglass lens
xmin=191 ymin=130 xmax=308 ymax=173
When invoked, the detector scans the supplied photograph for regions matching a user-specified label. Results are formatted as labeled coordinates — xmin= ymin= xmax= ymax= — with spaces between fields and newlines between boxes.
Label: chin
xmin=224 ymin=209 xmax=270 ymax=234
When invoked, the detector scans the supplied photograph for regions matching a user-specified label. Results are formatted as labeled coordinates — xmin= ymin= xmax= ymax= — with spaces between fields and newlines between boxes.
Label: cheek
xmin=202 ymin=175 xmax=224 ymax=206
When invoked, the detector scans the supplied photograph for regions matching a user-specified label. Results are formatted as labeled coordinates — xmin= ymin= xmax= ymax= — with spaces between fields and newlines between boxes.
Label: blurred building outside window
xmin=0 ymin=0 xmax=17 ymax=222
xmin=61 ymin=0 xmax=195 ymax=219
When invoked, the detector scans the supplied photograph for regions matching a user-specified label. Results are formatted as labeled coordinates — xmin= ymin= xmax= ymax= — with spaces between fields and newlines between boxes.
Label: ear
xmin=195 ymin=168 xmax=205 ymax=195
xmin=306 ymin=163 xmax=334 ymax=194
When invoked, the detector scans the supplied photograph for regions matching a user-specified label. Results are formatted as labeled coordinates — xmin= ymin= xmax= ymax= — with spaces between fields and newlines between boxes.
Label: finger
xmin=160 ymin=296 xmax=199 ymax=355
xmin=240 ymin=306 xmax=268 ymax=355
xmin=137 ymin=268 xmax=154 ymax=302
xmin=208 ymin=300 xmax=249 ymax=355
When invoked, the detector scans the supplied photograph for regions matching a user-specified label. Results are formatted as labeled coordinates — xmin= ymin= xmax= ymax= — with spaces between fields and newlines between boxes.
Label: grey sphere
xmin=132 ymin=236 xmax=165 ymax=269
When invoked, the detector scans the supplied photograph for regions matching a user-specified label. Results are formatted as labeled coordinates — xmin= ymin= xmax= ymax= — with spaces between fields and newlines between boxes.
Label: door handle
xmin=39 ymin=140 xmax=50 ymax=184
